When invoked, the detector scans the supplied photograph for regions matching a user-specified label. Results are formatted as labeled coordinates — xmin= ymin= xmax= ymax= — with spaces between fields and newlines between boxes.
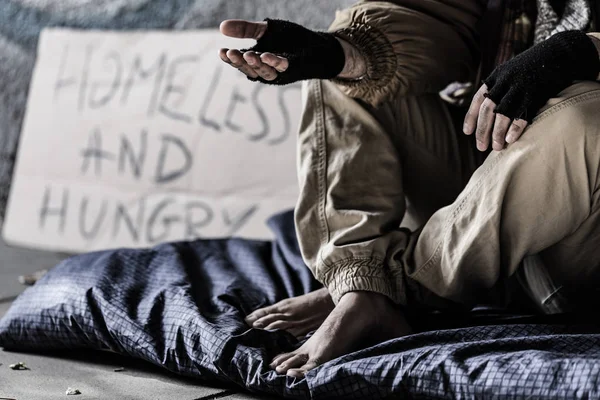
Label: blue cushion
xmin=3 ymin=211 xmax=600 ymax=399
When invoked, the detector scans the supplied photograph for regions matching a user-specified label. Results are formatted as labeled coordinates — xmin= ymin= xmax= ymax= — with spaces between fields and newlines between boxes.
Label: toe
xmin=263 ymin=320 xmax=292 ymax=331
xmin=253 ymin=313 xmax=289 ymax=328
xmin=286 ymin=368 xmax=305 ymax=378
xmin=270 ymin=352 xmax=295 ymax=369
xmin=246 ymin=305 xmax=276 ymax=325
xmin=275 ymin=354 xmax=309 ymax=374
xmin=286 ymin=360 xmax=320 ymax=378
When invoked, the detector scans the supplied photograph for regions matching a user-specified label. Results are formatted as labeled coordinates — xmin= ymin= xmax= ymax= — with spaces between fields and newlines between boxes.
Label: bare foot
xmin=270 ymin=291 xmax=412 ymax=377
xmin=246 ymin=288 xmax=334 ymax=338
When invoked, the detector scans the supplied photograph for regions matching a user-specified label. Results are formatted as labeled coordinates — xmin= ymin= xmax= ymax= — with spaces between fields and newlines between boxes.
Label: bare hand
xmin=218 ymin=19 xmax=289 ymax=81
xmin=463 ymin=84 xmax=529 ymax=152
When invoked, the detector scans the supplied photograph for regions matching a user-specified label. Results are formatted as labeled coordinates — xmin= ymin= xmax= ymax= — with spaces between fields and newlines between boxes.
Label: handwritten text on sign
xmin=3 ymin=29 xmax=301 ymax=253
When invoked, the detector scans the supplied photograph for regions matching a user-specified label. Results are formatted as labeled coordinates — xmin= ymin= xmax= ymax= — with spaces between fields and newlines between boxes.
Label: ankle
xmin=307 ymin=288 xmax=333 ymax=307
xmin=339 ymin=291 xmax=390 ymax=308
xmin=336 ymin=38 xmax=367 ymax=80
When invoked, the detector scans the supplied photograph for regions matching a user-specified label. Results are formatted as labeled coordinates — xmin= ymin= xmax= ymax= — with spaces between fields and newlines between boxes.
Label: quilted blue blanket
xmin=2 ymin=211 xmax=600 ymax=399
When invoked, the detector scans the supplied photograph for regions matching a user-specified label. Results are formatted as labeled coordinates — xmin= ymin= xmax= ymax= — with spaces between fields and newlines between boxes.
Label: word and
xmin=80 ymin=128 xmax=192 ymax=184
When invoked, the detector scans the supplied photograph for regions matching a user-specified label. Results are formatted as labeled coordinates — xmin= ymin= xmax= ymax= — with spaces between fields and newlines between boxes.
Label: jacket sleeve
xmin=328 ymin=0 xmax=483 ymax=106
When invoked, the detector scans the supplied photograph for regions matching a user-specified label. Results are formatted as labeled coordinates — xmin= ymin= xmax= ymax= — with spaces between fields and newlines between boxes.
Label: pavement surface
xmin=0 ymin=286 xmax=273 ymax=400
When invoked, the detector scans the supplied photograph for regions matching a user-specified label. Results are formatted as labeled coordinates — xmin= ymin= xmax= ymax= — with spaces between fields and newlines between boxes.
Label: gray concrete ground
xmin=0 ymin=240 xmax=66 ymax=300
xmin=0 ymin=296 xmax=275 ymax=400
xmin=0 ymin=300 xmax=12 ymax=318
xmin=0 ymin=348 xmax=223 ymax=400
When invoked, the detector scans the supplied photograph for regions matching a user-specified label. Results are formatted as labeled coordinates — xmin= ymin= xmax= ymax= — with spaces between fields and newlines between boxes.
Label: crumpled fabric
xmin=2 ymin=210 xmax=600 ymax=399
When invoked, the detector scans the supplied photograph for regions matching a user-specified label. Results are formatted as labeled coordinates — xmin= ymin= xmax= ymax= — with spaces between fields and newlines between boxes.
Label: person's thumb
xmin=219 ymin=20 xmax=267 ymax=40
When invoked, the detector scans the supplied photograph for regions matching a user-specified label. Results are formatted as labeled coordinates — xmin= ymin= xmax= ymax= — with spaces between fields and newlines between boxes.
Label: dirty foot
xmin=246 ymin=288 xmax=334 ymax=338
xmin=270 ymin=291 xmax=412 ymax=377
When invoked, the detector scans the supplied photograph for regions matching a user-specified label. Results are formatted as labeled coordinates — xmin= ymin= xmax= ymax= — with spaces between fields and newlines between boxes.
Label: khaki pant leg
xmin=295 ymin=78 xmax=473 ymax=304
xmin=363 ymin=96 xmax=481 ymax=229
xmin=295 ymin=79 xmax=407 ymax=304
xmin=294 ymin=0 xmax=483 ymax=305
xmin=407 ymin=81 xmax=600 ymax=308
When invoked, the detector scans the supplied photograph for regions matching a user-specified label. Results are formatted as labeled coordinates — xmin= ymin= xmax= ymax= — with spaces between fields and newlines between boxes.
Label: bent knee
xmin=536 ymin=81 xmax=600 ymax=119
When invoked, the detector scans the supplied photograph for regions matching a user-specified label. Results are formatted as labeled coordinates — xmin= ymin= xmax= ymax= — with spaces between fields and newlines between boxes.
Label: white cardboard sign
xmin=3 ymin=29 xmax=302 ymax=253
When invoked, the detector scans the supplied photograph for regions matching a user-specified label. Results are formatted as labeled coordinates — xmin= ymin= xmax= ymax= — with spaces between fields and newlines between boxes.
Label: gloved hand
xmin=219 ymin=18 xmax=346 ymax=85
xmin=464 ymin=30 xmax=600 ymax=152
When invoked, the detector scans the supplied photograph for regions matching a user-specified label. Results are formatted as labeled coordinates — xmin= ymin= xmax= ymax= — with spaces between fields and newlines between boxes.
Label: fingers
xmin=243 ymin=52 xmax=278 ymax=81
xmin=218 ymin=49 xmax=279 ymax=81
xmin=505 ymin=118 xmax=529 ymax=144
xmin=260 ymin=53 xmax=289 ymax=72
xmin=218 ymin=48 xmax=230 ymax=64
xmin=491 ymin=114 xmax=511 ymax=151
xmin=219 ymin=20 xmax=268 ymax=40
xmin=220 ymin=49 xmax=259 ymax=79
xmin=463 ymin=84 xmax=489 ymax=135
xmin=217 ymin=19 xmax=287 ymax=81
xmin=476 ymin=108 xmax=529 ymax=151
xmin=475 ymin=96 xmax=496 ymax=152
xmin=476 ymin=111 xmax=529 ymax=151
xmin=464 ymin=83 xmax=530 ymax=150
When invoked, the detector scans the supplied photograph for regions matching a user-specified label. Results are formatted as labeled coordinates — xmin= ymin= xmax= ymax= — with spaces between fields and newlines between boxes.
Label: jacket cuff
xmin=331 ymin=23 xmax=398 ymax=107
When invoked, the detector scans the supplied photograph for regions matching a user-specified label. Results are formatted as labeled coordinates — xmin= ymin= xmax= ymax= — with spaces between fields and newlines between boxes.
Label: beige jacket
xmin=329 ymin=0 xmax=484 ymax=106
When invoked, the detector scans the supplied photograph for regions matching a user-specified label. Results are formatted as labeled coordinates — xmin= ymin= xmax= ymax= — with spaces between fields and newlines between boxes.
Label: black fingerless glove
xmin=484 ymin=30 xmax=600 ymax=121
xmin=243 ymin=18 xmax=346 ymax=85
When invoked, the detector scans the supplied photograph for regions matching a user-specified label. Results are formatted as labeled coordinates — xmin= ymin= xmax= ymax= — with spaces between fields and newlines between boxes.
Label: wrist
xmin=336 ymin=38 xmax=367 ymax=80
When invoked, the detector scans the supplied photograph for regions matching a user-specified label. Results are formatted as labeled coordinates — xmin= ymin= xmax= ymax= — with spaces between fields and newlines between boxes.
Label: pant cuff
xmin=323 ymin=257 xmax=398 ymax=304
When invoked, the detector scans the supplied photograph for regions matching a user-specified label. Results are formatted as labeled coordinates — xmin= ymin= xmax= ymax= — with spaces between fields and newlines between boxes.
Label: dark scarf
xmin=480 ymin=0 xmax=594 ymax=80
